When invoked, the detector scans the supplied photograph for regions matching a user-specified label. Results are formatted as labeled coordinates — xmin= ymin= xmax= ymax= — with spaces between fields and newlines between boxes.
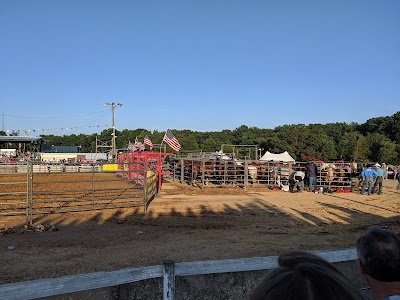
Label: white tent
xmin=209 ymin=150 xmax=231 ymax=160
xmin=259 ymin=151 xmax=295 ymax=162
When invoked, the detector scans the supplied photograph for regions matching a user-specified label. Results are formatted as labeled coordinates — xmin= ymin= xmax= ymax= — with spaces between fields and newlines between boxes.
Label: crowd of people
xmin=360 ymin=162 xmax=400 ymax=195
xmin=288 ymin=161 xmax=400 ymax=194
xmin=0 ymin=149 xmax=34 ymax=163
xmin=250 ymin=225 xmax=400 ymax=300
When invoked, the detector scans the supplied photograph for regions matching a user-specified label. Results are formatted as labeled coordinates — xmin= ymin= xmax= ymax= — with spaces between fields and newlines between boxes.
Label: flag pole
xmin=161 ymin=129 xmax=167 ymax=153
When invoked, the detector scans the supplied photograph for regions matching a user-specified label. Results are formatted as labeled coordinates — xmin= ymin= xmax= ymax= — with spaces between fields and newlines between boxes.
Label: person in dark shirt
xmin=306 ymin=162 xmax=318 ymax=192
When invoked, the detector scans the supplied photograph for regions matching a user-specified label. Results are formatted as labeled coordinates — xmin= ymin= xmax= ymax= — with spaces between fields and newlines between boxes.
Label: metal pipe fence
xmin=165 ymin=158 xmax=357 ymax=191
xmin=0 ymin=162 xmax=158 ymax=225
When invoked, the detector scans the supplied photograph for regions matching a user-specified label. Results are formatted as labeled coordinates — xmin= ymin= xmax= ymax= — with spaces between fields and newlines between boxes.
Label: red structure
xmin=300 ymin=154 xmax=325 ymax=163
xmin=117 ymin=151 xmax=172 ymax=190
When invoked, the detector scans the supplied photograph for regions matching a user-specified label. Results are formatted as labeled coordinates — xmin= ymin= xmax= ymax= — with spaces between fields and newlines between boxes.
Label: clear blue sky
xmin=1 ymin=0 xmax=399 ymax=136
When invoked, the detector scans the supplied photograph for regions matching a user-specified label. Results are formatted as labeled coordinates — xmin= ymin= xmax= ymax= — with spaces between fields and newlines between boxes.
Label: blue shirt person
xmin=360 ymin=165 xmax=378 ymax=196
xmin=373 ymin=164 xmax=386 ymax=195
xmin=375 ymin=166 xmax=386 ymax=177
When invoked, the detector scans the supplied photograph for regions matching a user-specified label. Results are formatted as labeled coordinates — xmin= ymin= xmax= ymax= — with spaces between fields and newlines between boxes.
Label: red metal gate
xmin=117 ymin=152 xmax=171 ymax=190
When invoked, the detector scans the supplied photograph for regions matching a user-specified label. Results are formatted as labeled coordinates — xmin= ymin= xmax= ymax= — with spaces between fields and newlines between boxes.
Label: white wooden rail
xmin=0 ymin=248 xmax=357 ymax=300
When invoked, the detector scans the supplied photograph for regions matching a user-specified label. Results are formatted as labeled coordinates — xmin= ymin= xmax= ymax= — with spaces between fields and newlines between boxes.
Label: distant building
xmin=42 ymin=145 xmax=78 ymax=153
xmin=0 ymin=136 xmax=44 ymax=152
xmin=0 ymin=136 xmax=109 ymax=163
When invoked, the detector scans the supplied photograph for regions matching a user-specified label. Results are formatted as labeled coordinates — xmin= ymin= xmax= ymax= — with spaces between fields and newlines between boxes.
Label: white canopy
xmin=209 ymin=150 xmax=231 ymax=160
xmin=259 ymin=151 xmax=295 ymax=162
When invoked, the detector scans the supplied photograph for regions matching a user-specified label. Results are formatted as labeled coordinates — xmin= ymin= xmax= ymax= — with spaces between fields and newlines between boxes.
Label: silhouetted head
xmin=249 ymin=251 xmax=364 ymax=300
xmin=356 ymin=226 xmax=400 ymax=282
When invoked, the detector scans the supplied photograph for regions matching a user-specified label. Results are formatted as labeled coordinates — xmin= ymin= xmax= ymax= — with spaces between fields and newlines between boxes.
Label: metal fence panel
xmin=0 ymin=162 xmax=156 ymax=224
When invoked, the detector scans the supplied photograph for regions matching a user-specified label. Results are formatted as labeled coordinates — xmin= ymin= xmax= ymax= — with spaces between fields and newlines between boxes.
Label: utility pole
xmin=258 ymin=147 xmax=264 ymax=160
xmin=104 ymin=102 xmax=123 ymax=161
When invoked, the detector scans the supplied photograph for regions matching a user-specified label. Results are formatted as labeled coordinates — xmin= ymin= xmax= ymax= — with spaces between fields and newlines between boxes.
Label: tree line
xmin=2 ymin=111 xmax=399 ymax=164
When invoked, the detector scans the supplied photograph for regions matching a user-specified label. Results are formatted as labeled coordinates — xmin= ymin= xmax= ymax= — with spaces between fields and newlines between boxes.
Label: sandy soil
xmin=1 ymin=179 xmax=399 ymax=284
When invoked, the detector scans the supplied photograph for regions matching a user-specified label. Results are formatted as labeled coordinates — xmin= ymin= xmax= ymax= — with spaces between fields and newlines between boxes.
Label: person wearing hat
xmin=372 ymin=163 xmax=386 ymax=195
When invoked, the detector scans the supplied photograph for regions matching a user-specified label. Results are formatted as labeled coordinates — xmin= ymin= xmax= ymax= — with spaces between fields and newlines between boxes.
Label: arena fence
xmin=0 ymin=248 xmax=360 ymax=300
xmin=0 ymin=158 xmax=360 ymax=224
xmin=0 ymin=161 xmax=158 ymax=225
xmin=166 ymin=158 xmax=357 ymax=192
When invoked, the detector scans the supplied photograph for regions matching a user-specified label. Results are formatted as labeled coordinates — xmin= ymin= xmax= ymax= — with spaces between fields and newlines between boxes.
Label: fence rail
xmin=0 ymin=162 xmax=158 ymax=224
xmin=166 ymin=158 xmax=357 ymax=191
xmin=0 ymin=248 xmax=357 ymax=300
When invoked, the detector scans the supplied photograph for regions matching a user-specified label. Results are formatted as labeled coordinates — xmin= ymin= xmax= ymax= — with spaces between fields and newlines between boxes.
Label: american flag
xmin=134 ymin=137 xmax=145 ymax=151
xmin=143 ymin=134 xmax=153 ymax=150
xmin=163 ymin=129 xmax=181 ymax=152
xmin=128 ymin=138 xmax=145 ymax=152
xmin=127 ymin=142 xmax=136 ymax=152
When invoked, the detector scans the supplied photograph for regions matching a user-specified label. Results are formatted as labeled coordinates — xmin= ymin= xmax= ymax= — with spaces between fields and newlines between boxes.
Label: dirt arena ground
xmin=1 ymin=179 xmax=399 ymax=285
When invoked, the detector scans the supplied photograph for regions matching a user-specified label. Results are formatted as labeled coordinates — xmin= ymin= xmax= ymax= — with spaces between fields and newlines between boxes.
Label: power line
xmin=66 ymin=111 xmax=110 ymax=134
xmin=4 ymin=109 xmax=109 ymax=119
xmin=4 ymin=110 xmax=112 ymax=135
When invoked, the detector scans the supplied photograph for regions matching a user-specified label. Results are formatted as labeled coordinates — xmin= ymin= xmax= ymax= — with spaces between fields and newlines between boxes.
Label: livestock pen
xmin=166 ymin=157 xmax=357 ymax=192
xmin=0 ymin=157 xmax=359 ymax=226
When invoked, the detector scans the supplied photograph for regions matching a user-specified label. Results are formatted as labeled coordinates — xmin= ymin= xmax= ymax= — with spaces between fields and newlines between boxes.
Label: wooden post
xmin=163 ymin=260 xmax=175 ymax=300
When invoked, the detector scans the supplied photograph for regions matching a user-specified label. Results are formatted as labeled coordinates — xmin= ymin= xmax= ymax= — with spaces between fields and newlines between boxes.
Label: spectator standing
xmin=373 ymin=163 xmax=386 ymax=195
xmin=395 ymin=167 xmax=400 ymax=190
xmin=249 ymin=250 xmax=364 ymax=300
xmin=356 ymin=226 xmax=400 ymax=300
xmin=360 ymin=165 xmax=378 ymax=196
xmin=382 ymin=163 xmax=389 ymax=180
xmin=306 ymin=161 xmax=318 ymax=192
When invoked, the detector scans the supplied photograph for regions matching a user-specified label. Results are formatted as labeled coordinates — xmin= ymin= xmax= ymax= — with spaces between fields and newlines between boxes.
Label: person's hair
xmin=356 ymin=226 xmax=400 ymax=282
xmin=249 ymin=250 xmax=364 ymax=300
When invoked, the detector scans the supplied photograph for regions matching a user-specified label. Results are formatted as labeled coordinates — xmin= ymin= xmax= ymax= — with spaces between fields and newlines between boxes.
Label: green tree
xmin=366 ymin=133 xmax=398 ymax=164
xmin=378 ymin=140 xmax=398 ymax=165
xmin=10 ymin=111 xmax=398 ymax=163
xmin=202 ymin=137 xmax=219 ymax=152
xmin=182 ymin=135 xmax=199 ymax=150
xmin=274 ymin=124 xmax=311 ymax=160
xmin=335 ymin=132 xmax=361 ymax=161
xmin=389 ymin=112 xmax=400 ymax=144
xmin=354 ymin=135 xmax=370 ymax=162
